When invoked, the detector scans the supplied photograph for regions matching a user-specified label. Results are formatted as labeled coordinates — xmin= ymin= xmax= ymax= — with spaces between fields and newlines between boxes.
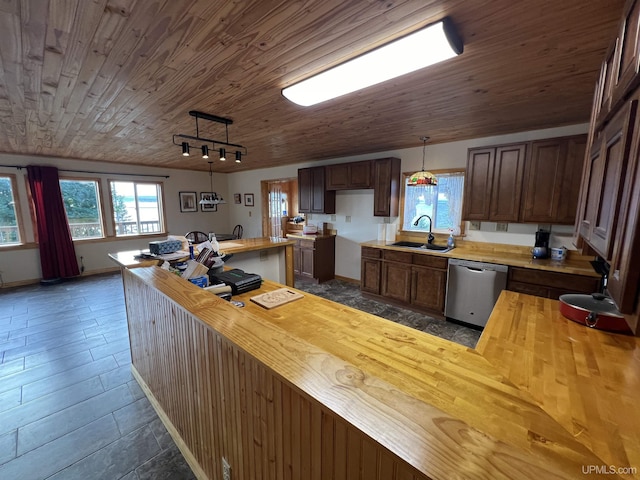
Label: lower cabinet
xmin=294 ymin=236 xmax=335 ymax=283
xmin=507 ymin=267 xmax=601 ymax=300
xmin=361 ymin=247 xmax=448 ymax=315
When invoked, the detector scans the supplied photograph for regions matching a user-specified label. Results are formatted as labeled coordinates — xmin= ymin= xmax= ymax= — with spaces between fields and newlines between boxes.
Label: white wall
xmin=226 ymin=123 xmax=589 ymax=281
xmin=0 ymin=153 xmax=231 ymax=285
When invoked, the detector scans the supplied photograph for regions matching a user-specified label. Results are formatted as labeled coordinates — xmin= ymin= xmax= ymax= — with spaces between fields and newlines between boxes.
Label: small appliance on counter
xmin=532 ymin=229 xmax=550 ymax=259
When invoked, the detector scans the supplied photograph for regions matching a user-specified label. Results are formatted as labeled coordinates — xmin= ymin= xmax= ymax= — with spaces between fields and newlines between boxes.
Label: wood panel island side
xmin=110 ymin=256 xmax=640 ymax=480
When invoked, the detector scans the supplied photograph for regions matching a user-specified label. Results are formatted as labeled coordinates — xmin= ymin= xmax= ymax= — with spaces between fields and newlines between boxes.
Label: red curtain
xmin=27 ymin=165 xmax=80 ymax=282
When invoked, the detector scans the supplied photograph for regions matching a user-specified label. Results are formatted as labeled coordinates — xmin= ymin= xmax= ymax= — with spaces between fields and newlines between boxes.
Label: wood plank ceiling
xmin=0 ymin=0 xmax=624 ymax=173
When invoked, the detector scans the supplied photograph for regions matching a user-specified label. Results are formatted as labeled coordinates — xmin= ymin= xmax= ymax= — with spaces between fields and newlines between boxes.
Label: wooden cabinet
xmin=298 ymin=167 xmax=335 ymax=214
xmin=578 ymin=100 xmax=637 ymax=260
xmin=325 ymin=160 xmax=372 ymax=190
xmin=361 ymin=247 xmax=447 ymax=315
xmin=373 ymin=157 xmax=401 ymax=217
xmin=507 ymin=267 xmax=601 ymax=300
xmin=410 ymin=255 xmax=448 ymax=312
xmin=380 ymin=250 xmax=412 ymax=303
xmin=360 ymin=247 xmax=382 ymax=294
xmin=463 ymin=143 xmax=526 ymax=222
xmin=293 ymin=236 xmax=335 ymax=283
xmin=521 ymin=135 xmax=587 ymax=224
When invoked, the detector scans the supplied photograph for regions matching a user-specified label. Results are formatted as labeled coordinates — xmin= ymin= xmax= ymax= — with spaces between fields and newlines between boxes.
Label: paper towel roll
xmin=377 ymin=224 xmax=387 ymax=241
xmin=386 ymin=223 xmax=397 ymax=242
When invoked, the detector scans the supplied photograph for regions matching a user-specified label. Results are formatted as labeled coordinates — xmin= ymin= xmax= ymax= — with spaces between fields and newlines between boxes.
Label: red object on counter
xmin=558 ymin=293 xmax=631 ymax=334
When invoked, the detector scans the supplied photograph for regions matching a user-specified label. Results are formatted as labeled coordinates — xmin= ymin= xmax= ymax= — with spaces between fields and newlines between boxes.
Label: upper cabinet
xmin=325 ymin=160 xmax=373 ymax=190
xmin=521 ymin=135 xmax=587 ymax=224
xmin=463 ymin=135 xmax=587 ymax=225
xmin=373 ymin=157 xmax=401 ymax=217
xmin=463 ymin=143 xmax=527 ymax=223
xmin=298 ymin=167 xmax=335 ymax=214
xmin=302 ymin=157 xmax=400 ymax=217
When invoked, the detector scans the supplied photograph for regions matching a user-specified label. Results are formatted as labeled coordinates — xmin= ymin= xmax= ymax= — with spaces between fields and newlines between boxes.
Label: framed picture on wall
xmin=244 ymin=193 xmax=254 ymax=207
xmin=234 ymin=193 xmax=242 ymax=204
xmin=200 ymin=192 xmax=218 ymax=212
xmin=179 ymin=191 xmax=197 ymax=212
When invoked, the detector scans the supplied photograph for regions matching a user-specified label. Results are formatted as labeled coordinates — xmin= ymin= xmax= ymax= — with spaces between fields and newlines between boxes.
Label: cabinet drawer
xmin=383 ymin=250 xmax=412 ymax=263
xmin=361 ymin=247 xmax=381 ymax=259
xmin=508 ymin=267 xmax=600 ymax=293
xmin=299 ymin=239 xmax=315 ymax=250
xmin=412 ymin=254 xmax=447 ymax=269
xmin=507 ymin=281 xmax=550 ymax=298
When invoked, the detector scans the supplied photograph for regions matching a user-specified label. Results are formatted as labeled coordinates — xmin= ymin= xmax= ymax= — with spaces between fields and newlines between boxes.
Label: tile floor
xmin=0 ymin=272 xmax=481 ymax=479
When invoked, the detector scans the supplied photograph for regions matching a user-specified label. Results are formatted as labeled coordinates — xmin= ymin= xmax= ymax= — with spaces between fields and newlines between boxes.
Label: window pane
xmin=0 ymin=176 xmax=20 ymax=245
xmin=402 ymin=172 xmax=464 ymax=234
xmin=111 ymin=181 xmax=163 ymax=236
xmin=60 ymin=179 xmax=104 ymax=240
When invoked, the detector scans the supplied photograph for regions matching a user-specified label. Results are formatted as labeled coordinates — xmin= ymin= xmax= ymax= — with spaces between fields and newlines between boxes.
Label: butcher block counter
xmin=360 ymin=239 xmax=600 ymax=277
xmin=117 ymin=263 xmax=639 ymax=480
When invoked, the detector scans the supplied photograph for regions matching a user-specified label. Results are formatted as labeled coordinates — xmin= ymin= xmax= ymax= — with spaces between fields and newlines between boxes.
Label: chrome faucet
xmin=413 ymin=214 xmax=435 ymax=244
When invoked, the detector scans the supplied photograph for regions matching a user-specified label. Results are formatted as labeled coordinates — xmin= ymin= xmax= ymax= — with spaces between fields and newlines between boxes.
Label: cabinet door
xmin=311 ymin=167 xmax=336 ymax=214
xmin=373 ymin=158 xmax=400 ymax=217
xmin=411 ymin=266 xmax=447 ymax=313
xmin=489 ymin=144 xmax=526 ymax=222
xmin=462 ymin=148 xmax=494 ymax=220
xmin=613 ymin=0 xmax=640 ymax=106
xmin=580 ymin=100 xmax=637 ymax=259
xmin=325 ymin=164 xmax=349 ymax=190
xmin=521 ymin=135 xmax=586 ymax=224
xmin=381 ymin=262 xmax=411 ymax=302
xmin=361 ymin=258 xmax=381 ymax=294
xmin=596 ymin=40 xmax=620 ymax=125
xmin=349 ymin=160 xmax=373 ymax=189
xmin=300 ymin=247 xmax=315 ymax=277
xmin=298 ymin=168 xmax=312 ymax=213
xmin=293 ymin=244 xmax=301 ymax=274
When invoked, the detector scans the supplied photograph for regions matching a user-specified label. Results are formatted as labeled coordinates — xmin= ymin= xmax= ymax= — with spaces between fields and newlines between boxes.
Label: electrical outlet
xmin=345 ymin=215 xmax=351 ymax=223
xmin=496 ymin=223 xmax=508 ymax=232
xmin=469 ymin=221 xmax=481 ymax=230
xmin=222 ymin=457 xmax=231 ymax=480
xmin=260 ymin=250 xmax=268 ymax=261
xmin=331 ymin=215 xmax=336 ymax=221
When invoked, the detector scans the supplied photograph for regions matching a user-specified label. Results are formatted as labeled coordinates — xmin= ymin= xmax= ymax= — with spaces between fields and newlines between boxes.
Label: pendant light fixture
xmin=408 ymin=136 xmax=437 ymax=186
xmin=199 ymin=161 xmax=227 ymax=205
xmin=173 ymin=111 xmax=247 ymax=163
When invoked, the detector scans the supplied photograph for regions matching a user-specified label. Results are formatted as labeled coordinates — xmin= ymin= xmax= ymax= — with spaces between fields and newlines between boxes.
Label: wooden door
xmin=462 ymin=148 xmax=494 ymax=220
xmin=381 ymin=262 xmax=411 ymax=303
xmin=489 ymin=144 xmax=526 ymax=222
xmin=411 ymin=266 xmax=447 ymax=313
xmin=580 ymin=100 xmax=637 ymax=259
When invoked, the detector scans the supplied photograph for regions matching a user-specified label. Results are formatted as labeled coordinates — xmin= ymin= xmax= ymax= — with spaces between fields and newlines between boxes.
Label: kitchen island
xmin=115 ymin=259 xmax=639 ymax=480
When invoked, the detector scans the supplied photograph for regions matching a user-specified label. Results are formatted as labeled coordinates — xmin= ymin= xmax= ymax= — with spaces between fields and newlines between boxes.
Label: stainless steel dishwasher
xmin=445 ymin=259 xmax=508 ymax=328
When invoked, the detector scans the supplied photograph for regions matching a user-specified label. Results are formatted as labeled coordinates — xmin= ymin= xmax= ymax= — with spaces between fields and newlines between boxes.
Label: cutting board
xmin=250 ymin=288 xmax=304 ymax=309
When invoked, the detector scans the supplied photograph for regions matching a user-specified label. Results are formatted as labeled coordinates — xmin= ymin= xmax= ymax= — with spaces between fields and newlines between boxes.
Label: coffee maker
xmin=532 ymin=230 xmax=550 ymax=259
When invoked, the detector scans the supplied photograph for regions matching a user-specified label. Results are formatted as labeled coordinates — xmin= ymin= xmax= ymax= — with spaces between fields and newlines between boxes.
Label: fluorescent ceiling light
xmin=282 ymin=17 xmax=463 ymax=107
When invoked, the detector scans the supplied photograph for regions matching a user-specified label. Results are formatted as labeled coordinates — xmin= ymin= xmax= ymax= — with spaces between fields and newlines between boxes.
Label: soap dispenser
xmin=447 ymin=229 xmax=455 ymax=248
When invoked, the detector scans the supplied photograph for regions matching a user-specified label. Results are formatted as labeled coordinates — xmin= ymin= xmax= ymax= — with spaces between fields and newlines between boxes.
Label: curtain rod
xmin=0 ymin=164 xmax=170 ymax=179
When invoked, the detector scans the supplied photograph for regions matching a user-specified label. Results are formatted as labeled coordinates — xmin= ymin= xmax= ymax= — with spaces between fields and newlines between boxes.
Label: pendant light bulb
xmin=219 ymin=148 xmax=226 ymax=161
xmin=235 ymin=151 xmax=242 ymax=163
xmin=201 ymin=145 xmax=209 ymax=159
xmin=182 ymin=142 xmax=190 ymax=156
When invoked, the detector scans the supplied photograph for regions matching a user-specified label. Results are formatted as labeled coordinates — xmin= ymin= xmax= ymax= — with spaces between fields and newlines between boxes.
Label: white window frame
xmin=399 ymin=169 xmax=466 ymax=235
xmin=59 ymin=176 xmax=106 ymax=241
xmin=109 ymin=180 xmax=166 ymax=237
xmin=0 ymin=174 xmax=24 ymax=246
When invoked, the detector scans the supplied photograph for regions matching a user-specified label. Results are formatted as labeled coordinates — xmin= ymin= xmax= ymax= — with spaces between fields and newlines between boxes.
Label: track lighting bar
xmin=173 ymin=111 xmax=247 ymax=161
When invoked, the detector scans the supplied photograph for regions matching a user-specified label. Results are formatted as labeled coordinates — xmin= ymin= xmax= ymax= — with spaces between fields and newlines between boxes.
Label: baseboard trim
xmin=131 ymin=365 xmax=208 ymax=480
xmin=335 ymin=274 xmax=360 ymax=285
xmin=0 ymin=267 xmax=121 ymax=290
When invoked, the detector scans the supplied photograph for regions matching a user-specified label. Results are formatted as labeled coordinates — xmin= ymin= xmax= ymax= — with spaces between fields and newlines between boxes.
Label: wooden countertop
xmin=132 ymin=266 xmax=637 ymax=479
xmin=109 ymin=237 xmax=294 ymax=269
xmin=361 ymin=239 xmax=600 ymax=277
xmin=286 ymin=233 xmax=336 ymax=240
xmin=477 ymin=291 xmax=640 ymax=475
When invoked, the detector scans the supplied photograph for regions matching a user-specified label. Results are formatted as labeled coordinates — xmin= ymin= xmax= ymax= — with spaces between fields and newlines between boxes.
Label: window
xmin=59 ymin=178 xmax=104 ymax=240
xmin=110 ymin=181 xmax=165 ymax=236
xmin=0 ymin=175 xmax=21 ymax=245
xmin=401 ymin=170 xmax=465 ymax=234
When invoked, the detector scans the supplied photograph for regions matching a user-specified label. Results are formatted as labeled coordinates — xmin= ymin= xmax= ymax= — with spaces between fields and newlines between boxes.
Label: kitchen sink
xmin=390 ymin=241 xmax=452 ymax=252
